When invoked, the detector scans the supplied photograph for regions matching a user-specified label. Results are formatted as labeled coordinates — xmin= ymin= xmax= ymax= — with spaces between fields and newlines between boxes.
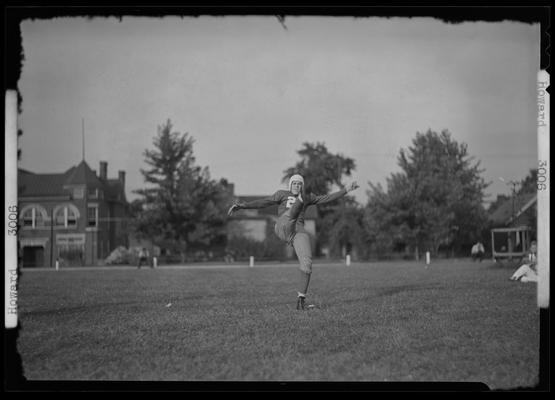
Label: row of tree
xmin=131 ymin=120 xmax=533 ymax=261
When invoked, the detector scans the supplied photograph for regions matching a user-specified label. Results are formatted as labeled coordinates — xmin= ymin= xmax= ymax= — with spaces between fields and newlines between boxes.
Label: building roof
xmin=18 ymin=172 xmax=69 ymax=197
xmin=237 ymin=195 xmax=318 ymax=219
xmin=64 ymin=160 xmax=104 ymax=188
xmin=18 ymin=160 xmax=126 ymax=202
xmin=489 ymin=192 xmax=537 ymax=227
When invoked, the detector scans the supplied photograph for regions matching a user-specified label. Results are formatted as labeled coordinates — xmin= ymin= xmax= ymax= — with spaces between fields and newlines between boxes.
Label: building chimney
xmin=99 ymin=161 xmax=108 ymax=180
xmin=118 ymin=170 xmax=125 ymax=188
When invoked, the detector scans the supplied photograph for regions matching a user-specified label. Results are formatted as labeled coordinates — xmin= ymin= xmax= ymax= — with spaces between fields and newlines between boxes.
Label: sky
xmin=17 ymin=15 xmax=540 ymax=206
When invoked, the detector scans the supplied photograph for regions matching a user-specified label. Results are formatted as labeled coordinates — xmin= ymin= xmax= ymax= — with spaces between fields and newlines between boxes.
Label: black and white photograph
xmin=4 ymin=6 xmax=550 ymax=391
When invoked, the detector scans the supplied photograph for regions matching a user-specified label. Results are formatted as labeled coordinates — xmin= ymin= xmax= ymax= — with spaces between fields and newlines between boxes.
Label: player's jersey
xmin=238 ymin=188 xmax=348 ymax=225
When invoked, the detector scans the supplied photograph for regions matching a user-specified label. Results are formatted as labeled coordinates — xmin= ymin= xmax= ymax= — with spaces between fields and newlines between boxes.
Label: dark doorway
xmin=22 ymin=246 xmax=45 ymax=268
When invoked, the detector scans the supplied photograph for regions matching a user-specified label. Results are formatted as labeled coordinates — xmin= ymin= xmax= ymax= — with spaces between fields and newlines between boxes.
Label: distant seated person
xmin=510 ymin=262 xmax=537 ymax=283
xmin=527 ymin=240 xmax=537 ymax=264
xmin=510 ymin=241 xmax=538 ymax=283
xmin=471 ymin=241 xmax=485 ymax=262
xmin=224 ymin=247 xmax=235 ymax=264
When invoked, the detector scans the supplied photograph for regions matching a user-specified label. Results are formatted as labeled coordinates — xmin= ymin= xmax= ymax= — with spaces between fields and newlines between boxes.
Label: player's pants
xmin=292 ymin=231 xmax=312 ymax=274
xmin=274 ymin=198 xmax=312 ymax=274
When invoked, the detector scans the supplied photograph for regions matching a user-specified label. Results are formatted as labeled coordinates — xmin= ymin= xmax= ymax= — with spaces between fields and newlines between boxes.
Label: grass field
xmin=16 ymin=260 xmax=540 ymax=390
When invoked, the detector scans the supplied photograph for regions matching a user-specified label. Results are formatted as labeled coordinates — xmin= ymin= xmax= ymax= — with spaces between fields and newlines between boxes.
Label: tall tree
xmin=283 ymin=142 xmax=355 ymax=195
xmin=518 ymin=168 xmax=538 ymax=195
xmin=365 ymin=129 xmax=489 ymax=258
xmin=133 ymin=120 xmax=232 ymax=258
xmin=364 ymin=173 xmax=415 ymax=258
xmin=320 ymin=196 xmax=367 ymax=259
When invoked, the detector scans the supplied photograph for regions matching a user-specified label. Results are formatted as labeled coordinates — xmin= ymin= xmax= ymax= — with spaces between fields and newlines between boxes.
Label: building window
xmin=20 ymin=205 xmax=47 ymax=229
xmin=54 ymin=204 xmax=80 ymax=228
xmin=22 ymin=208 xmax=35 ymax=228
xmin=87 ymin=204 xmax=98 ymax=227
xmin=88 ymin=188 xmax=98 ymax=199
xmin=73 ymin=187 xmax=85 ymax=199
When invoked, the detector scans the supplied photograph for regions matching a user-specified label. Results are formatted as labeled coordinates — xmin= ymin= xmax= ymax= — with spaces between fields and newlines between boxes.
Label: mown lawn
xmin=16 ymin=260 xmax=540 ymax=389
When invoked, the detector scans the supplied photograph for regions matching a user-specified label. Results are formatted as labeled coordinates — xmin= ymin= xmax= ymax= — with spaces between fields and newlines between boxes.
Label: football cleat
xmin=296 ymin=296 xmax=315 ymax=310
xmin=296 ymin=296 xmax=304 ymax=310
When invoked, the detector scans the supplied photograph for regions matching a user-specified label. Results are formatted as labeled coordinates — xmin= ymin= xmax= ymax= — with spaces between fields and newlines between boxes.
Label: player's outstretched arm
xmin=310 ymin=181 xmax=359 ymax=205
xmin=228 ymin=193 xmax=282 ymax=216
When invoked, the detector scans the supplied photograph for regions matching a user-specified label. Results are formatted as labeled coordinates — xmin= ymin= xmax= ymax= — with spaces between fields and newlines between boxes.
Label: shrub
xmin=105 ymin=246 xmax=140 ymax=265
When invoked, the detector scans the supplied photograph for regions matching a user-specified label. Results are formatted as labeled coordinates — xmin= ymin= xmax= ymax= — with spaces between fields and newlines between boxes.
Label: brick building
xmin=18 ymin=160 xmax=130 ymax=267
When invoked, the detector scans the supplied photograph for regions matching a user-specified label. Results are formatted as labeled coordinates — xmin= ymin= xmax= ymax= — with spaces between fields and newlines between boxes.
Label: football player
xmin=228 ymin=174 xmax=359 ymax=310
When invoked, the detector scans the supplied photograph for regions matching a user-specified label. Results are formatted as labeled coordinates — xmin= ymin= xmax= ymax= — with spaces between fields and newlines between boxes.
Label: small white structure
xmin=490 ymin=226 xmax=532 ymax=264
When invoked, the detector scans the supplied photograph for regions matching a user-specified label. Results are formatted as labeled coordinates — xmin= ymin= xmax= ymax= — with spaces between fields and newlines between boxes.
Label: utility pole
xmin=499 ymin=177 xmax=521 ymax=224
